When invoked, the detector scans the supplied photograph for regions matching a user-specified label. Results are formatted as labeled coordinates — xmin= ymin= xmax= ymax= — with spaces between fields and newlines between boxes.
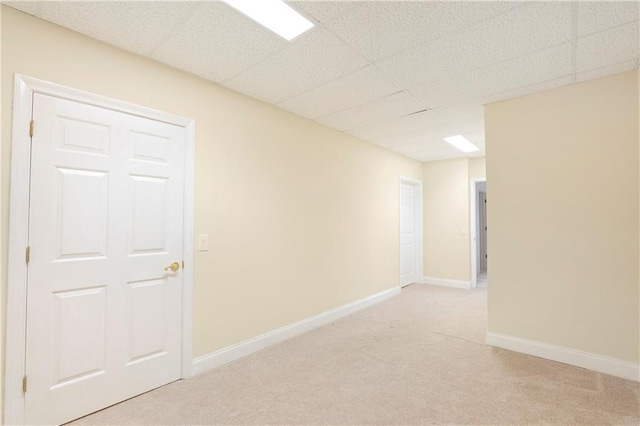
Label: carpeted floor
xmin=71 ymin=285 xmax=639 ymax=425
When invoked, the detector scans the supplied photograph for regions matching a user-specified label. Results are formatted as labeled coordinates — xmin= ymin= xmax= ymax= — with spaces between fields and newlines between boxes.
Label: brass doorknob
xmin=164 ymin=262 xmax=180 ymax=272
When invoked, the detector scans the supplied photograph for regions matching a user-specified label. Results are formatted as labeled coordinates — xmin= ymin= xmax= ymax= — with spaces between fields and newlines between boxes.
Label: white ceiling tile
xmin=436 ymin=120 xmax=485 ymax=140
xmin=287 ymin=1 xmax=357 ymax=25
xmin=419 ymin=150 xmax=479 ymax=163
xmin=316 ymin=91 xmax=423 ymax=131
xmin=482 ymin=75 xmax=575 ymax=105
xmin=376 ymin=2 xmax=572 ymax=90
xmin=151 ymin=2 xmax=287 ymax=83
xmin=372 ymin=119 xmax=485 ymax=150
xmin=347 ymin=102 xmax=484 ymax=144
xmin=576 ymin=21 xmax=640 ymax=72
xmin=577 ymin=1 xmax=639 ymax=37
xmin=409 ymin=43 xmax=572 ymax=108
xmin=278 ymin=65 xmax=401 ymax=119
xmin=11 ymin=1 xmax=637 ymax=164
xmin=322 ymin=1 xmax=518 ymax=62
xmin=39 ymin=1 xmax=198 ymax=56
xmin=576 ymin=59 xmax=638 ymax=84
xmin=224 ymin=27 xmax=368 ymax=104
xmin=4 ymin=1 xmax=39 ymax=15
xmin=347 ymin=109 xmax=450 ymax=143
xmin=378 ymin=133 xmax=485 ymax=162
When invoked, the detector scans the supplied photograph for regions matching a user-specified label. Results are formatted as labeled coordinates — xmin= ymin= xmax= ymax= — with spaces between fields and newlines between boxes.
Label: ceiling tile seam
xmin=318 ymin=99 xmax=431 ymax=133
xmin=403 ymin=38 xmax=575 ymax=96
xmin=219 ymin=7 xmax=376 ymax=88
xmin=576 ymin=19 xmax=640 ymax=41
xmin=274 ymin=64 xmax=373 ymax=106
xmin=270 ymin=19 xmax=431 ymax=111
xmin=267 ymin=21 xmax=379 ymax=105
xmin=313 ymin=95 xmax=425 ymax=133
xmin=291 ymin=2 xmax=358 ymax=26
xmin=577 ymin=17 xmax=640 ymax=40
xmin=220 ymin=23 xmax=327 ymax=85
xmin=302 ymin=22 xmax=433 ymax=112
xmin=367 ymin=61 xmax=431 ymax=111
xmin=362 ymin=0 xmax=532 ymax=66
xmin=575 ymin=58 xmax=639 ymax=77
xmin=145 ymin=2 xmax=205 ymax=57
xmin=488 ymin=16 xmax=640 ymax=59
xmin=482 ymin=73 xmax=573 ymax=103
xmin=571 ymin=1 xmax=578 ymax=83
xmin=217 ymin=0 xmax=323 ymax=84
xmin=347 ymin=108 xmax=478 ymax=144
xmin=220 ymin=43 xmax=293 ymax=85
xmin=339 ymin=98 xmax=479 ymax=134
xmin=311 ymin=89 xmax=404 ymax=119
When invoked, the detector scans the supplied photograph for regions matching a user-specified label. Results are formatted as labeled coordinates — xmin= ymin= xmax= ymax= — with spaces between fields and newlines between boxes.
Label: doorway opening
xmin=470 ymin=179 xmax=487 ymax=288
xmin=399 ymin=177 xmax=423 ymax=288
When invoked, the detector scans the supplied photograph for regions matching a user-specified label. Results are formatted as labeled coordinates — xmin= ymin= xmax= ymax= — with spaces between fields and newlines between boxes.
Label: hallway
xmin=72 ymin=285 xmax=639 ymax=425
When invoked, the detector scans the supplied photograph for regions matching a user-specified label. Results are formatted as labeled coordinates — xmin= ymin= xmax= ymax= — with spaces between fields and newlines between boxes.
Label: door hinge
xmin=26 ymin=247 xmax=30 ymax=264
xmin=29 ymin=120 xmax=34 ymax=137
xmin=22 ymin=376 xmax=27 ymax=393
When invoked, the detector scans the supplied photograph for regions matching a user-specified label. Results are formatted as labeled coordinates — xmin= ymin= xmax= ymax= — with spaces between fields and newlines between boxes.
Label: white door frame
xmin=398 ymin=176 xmax=423 ymax=286
xmin=469 ymin=178 xmax=486 ymax=288
xmin=4 ymin=75 xmax=196 ymax=425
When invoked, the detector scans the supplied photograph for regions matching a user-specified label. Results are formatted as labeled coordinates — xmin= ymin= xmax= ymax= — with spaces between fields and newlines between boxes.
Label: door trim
xmin=469 ymin=178 xmax=486 ymax=289
xmin=4 ymin=75 xmax=196 ymax=425
xmin=398 ymin=176 xmax=423 ymax=287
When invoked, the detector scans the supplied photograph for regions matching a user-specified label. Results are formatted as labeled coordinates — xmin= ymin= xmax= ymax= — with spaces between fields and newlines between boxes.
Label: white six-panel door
xmin=25 ymin=93 xmax=185 ymax=425
xmin=400 ymin=182 xmax=417 ymax=287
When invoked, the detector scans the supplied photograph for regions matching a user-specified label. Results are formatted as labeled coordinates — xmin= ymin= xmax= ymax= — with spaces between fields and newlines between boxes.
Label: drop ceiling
xmin=5 ymin=1 xmax=639 ymax=162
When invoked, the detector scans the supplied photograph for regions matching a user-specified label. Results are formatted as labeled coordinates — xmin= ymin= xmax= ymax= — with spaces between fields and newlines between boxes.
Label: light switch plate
xmin=198 ymin=234 xmax=209 ymax=252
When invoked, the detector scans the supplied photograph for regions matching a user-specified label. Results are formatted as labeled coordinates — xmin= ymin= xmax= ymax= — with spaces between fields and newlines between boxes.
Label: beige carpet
xmin=71 ymin=285 xmax=639 ymax=425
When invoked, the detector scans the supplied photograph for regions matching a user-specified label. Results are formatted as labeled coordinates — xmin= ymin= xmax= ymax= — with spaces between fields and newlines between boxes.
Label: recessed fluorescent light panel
xmin=222 ymin=0 xmax=314 ymax=41
xmin=443 ymin=135 xmax=480 ymax=153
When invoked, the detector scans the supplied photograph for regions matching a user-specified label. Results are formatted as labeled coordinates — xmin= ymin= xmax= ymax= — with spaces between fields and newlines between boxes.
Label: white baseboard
xmin=191 ymin=286 xmax=401 ymax=376
xmin=421 ymin=276 xmax=471 ymax=289
xmin=486 ymin=331 xmax=639 ymax=382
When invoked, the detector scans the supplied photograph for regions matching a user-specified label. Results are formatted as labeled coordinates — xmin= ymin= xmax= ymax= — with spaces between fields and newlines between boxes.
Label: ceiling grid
xmin=5 ymin=0 xmax=638 ymax=162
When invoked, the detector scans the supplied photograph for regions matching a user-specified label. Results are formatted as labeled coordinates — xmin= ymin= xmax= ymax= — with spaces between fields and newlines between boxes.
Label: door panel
xmin=25 ymin=93 xmax=185 ymax=425
xmin=127 ymin=279 xmax=167 ymax=364
xmin=51 ymin=286 xmax=107 ymax=387
xmin=129 ymin=175 xmax=169 ymax=254
xmin=56 ymin=168 xmax=109 ymax=259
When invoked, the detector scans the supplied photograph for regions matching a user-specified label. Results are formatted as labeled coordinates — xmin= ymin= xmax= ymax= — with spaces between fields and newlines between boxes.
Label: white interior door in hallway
xmin=25 ymin=93 xmax=186 ymax=425
xmin=399 ymin=180 xmax=420 ymax=287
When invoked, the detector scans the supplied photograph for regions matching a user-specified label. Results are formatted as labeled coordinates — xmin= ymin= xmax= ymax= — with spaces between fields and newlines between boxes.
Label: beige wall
xmin=422 ymin=157 xmax=486 ymax=283
xmin=423 ymin=159 xmax=468 ymax=281
xmin=0 ymin=5 xmax=422 ymax=402
xmin=469 ymin=157 xmax=486 ymax=180
xmin=486 ymin=70 xmax=639 ymax=363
